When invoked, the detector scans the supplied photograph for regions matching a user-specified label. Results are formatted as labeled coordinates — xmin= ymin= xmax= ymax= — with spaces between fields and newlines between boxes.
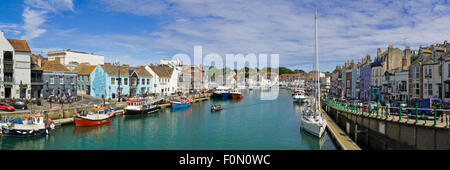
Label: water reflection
xmin=0 ymin=135 xmax=48 ymax=150
xmin=299 ymin=130 xmax=326 ymax=150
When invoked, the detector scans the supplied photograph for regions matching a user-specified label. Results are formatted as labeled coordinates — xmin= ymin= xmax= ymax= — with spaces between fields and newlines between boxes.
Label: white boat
xmin=293 ymin=92 xmax=307 ymax=103
xmin=1 ymin=114 xmax=55 ymax=136
xmin=300 ymin=9 xmax=327 ymax=138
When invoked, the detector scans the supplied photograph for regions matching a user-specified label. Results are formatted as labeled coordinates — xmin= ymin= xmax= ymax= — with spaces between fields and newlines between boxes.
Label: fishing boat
xmin=74 ymin=107 xmax=114 ymax=126
xmin=230 ymin=89 xmax=244 ymax=99
xmin=293 ymin=89 xmax=307 ymax=103
xmin=124 ymin=100 xmax=161 ymax=115
xmin=300 ymin=9 xmax=327 ymax=138
xmin=210 ymin=104 xmax=222 ymax=112
xmin=1 ymin=114 xmax=55 ymax=136
xmin=171 ymin=96 xmax=191 ymax=108
xmin=212 ymin=86 xmax=230 ymax=99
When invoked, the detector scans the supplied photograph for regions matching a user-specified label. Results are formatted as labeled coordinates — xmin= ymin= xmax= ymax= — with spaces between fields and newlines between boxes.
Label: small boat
xmin=210 ymin=104 xmax=222 ymax=111
xmin=293 ymin=89 xmax=307 ymax=103
xmin=1 ymin=114 xmax=55 ymax=136
xmin=230 ymin=89 xmax=244 ymax=99
xmin=212 ymin=86 xmax=230 ymax=99
xmin=171 ymin=96 xmax=191 ymax=108
xmin=124 ymin=100 xmax=161 ymax=115
xmin=74 ymin=107 xmax=114 ymax=126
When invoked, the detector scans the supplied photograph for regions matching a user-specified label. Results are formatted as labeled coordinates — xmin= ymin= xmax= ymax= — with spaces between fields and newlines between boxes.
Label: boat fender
xmin=46 ymin=129 xmax=49 ymax=134
xmin=50 ymin=122 xmax=55 ymax=130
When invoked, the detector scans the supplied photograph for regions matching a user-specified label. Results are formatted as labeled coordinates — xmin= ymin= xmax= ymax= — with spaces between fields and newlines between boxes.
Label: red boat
xmin=230 ymin=89 xmax=244 ymax=99
xmin=74 ymin=107 xmax=114 ymax=126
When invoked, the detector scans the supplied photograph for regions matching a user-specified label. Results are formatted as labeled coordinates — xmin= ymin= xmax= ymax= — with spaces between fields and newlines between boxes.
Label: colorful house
xmin=90 ymin=64 xmax=153 ymax=99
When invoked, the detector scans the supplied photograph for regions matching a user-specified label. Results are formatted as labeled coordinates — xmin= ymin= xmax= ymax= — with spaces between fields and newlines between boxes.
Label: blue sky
xmin=0 ymin=0 xmax=449 ymax=72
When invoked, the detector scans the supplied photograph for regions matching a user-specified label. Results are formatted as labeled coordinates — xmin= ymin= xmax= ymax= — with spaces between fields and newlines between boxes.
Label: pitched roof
xmin=149 ymin=65 xmax=173 ymax=78
xmin=136 ymin=67 xmax=153 ymax=77
xmin=74 ymin=64 xmax=97 ymax=75
xmin=100 ymin=64 xmax=153 ymax=77
xmin=41 ymin=60 xmax=70 ymax=72
xmin=7 ymin=39 xmax=31 ymax=52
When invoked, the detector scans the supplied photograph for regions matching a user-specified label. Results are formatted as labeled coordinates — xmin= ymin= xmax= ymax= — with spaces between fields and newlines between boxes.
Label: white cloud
xmin=20 ymin=7 xmax=47 ymax=40
xmin=21 ymin=0 xmax=75 ymax=40
xmin=82 ymin=0 xmax=450 ymax=71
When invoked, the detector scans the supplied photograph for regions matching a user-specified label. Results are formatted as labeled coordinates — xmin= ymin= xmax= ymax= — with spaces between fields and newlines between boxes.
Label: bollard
xmin=446 ymin=114 xmax=449 ymax=128
xmin=423 ymin=112 xmax=427 ymax=126
xmin=415 ymin=105 xmax=418 ymax=124
xmin=433 ymin=106 xmax=437 ymax=126
xmin=399 ymin=106 xmax=402 ymax=122
xmin=377 ymin=104 xmax=379 ymax=118
xmin=406 ymin=108 xmax=409 ymax=123
xmin=386 ymin=104 xmax=389 ymax=120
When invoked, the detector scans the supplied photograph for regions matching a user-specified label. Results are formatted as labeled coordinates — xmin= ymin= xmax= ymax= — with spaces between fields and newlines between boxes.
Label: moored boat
xmin=1 ymin=114 xmax=55 ymax=136
xmin=300 ymin=9 xmax=327 ymax=138
xmin=171 ymin=96 xmax=191 ymax=108
xmin=124 ymin=100 xmax=161 ymax=115
xmin=230 ymin=89 xmax=244 ymax=99
xmin=212 ymin=86 xmax=230 ymax=99
xmin=293 ymin=89 xmax=307 ymax=103
xmin=74 ymin=107 xmax=114 ymax=126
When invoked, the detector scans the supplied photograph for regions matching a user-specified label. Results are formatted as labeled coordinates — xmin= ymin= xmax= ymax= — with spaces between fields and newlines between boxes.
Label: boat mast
xmin=315 ymin=8 xmax=321 ymax=113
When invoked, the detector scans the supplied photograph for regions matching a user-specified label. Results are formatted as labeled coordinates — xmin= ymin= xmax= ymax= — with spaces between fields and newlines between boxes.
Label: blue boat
xmin=212 ymin=86 xmax=230 ymax=99
xmin=171 ymin=102 xmax=191 ymax=108
xmin=170 ymin=96 xmax=191 ymax=108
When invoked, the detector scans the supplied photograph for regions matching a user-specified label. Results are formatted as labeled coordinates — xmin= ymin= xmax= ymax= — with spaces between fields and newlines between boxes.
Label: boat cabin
xmin=29 ymin=115 xmax=44 ymax=125
xmin=127 ymin=100 xmax=145 ymax=107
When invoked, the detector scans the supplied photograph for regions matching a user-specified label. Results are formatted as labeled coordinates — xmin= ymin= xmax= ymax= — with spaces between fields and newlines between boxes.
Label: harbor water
xmin=0 ymin=89 xmax=336 ymax=150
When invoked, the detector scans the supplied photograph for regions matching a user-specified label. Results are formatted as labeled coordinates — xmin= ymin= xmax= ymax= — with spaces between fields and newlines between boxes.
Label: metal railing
xmin=323 ymin=98 xmax=449 ymax=128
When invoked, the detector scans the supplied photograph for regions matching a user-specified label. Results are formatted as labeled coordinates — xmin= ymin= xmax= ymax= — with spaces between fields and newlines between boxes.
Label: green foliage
xmin=411 ymin=54 xmax=419 ymax=62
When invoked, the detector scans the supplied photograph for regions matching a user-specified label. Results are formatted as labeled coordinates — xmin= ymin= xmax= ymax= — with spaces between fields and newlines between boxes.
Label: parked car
xmin=9 ymin=101 xmax=28 ymax=110
xmin=389 ymin=101 xmax=408 ymax=115
xmin=0 ymin=102 xmax=15 ymax=112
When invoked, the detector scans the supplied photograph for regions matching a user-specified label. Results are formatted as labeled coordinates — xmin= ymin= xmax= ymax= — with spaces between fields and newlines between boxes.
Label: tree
xmin=411 ymin=54 xmax=420 ymax=63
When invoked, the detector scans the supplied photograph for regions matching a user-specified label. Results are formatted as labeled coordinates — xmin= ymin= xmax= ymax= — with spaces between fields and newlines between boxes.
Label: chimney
xmin=37 ymin=54 xmax=42 ymax=67
xmin=0 ymin=30 xmax=4 ymax=37
xmin=377 ymin=48 xmax=382 ymax=56
xmin=388 ymin=45 xmax=394 ymax=49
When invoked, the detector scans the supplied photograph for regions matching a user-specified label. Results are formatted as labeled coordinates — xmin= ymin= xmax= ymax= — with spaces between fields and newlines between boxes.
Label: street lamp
xmin=114 ymin=60 xmax=121 ymax=102
xmin=439 ymin=56 xmax=444 ymax=102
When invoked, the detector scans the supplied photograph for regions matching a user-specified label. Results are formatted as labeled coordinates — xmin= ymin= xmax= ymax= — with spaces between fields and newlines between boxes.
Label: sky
xmin=0 ymin=0 xmax=449 ymax=72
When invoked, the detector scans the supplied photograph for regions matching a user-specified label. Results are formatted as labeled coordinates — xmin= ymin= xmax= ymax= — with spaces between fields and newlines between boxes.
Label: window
xmin=118 ymin=78 xmax=122 ymax=85
xmin=147 ymin=79 xmax=150 ymax=85
xmin=448 ymin=63 xmax=450 ymax=78
xmin=111 ymin=78 xmax=115 ymax=85
xmin=142 ymin=79 xmax=145 ymax=85
xmin=428 ymin=84 xmax=433 ymax=96
xmin=415 ymin=67 xmax=420 ymax=79
xmin=60 ymin=77 xmax=64 ymax=84
xmin=71 ymin=77 xmax=75 ymax=84
xmin=50 ymin=76 xmax=54 ymax=84
xmin=124 ymin=78 xmax=128 ymax=85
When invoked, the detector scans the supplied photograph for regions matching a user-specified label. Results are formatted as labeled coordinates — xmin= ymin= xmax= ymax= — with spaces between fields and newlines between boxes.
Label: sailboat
xmin=300 ymin=9 xmax=327 ymax=138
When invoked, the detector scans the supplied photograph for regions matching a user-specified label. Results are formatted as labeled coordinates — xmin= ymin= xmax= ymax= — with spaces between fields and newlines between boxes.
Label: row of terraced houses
xmin=330 ymin=41 xmax=450 ymax=105
xmin=0 ymin=31 xmax=278 ymax=100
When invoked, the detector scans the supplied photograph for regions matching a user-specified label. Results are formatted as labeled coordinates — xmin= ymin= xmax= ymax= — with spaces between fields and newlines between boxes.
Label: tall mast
xmin=315 ymin=8 xmax=321 ymax=112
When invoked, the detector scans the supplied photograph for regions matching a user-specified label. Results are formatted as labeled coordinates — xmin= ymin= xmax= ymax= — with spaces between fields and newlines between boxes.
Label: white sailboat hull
xmin=301 ymin=115 xmax=327 ymax=137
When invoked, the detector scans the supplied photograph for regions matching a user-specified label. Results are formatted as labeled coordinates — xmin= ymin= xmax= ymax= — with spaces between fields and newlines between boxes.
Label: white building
xmin=145 ymin=64 xmax=178 ymax=96
xmin=393 ymin=70 xmax=409 ymax=102
xmin=0 ymin=31 xmax=31 ymax=99
xmin=48 ymin=49 xmax=104 ymax=66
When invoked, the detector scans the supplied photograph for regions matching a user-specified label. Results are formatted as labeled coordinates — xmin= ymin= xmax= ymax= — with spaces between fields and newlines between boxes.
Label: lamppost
xmin=439 ymin=56 xmax=444 ymax=103
xmin=114 ymin=60 xmax=121 ymax=102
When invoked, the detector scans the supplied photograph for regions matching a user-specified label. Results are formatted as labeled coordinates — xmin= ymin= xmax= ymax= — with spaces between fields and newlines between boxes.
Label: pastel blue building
xmin=90 ymin=64 xmax=154 ymax=99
